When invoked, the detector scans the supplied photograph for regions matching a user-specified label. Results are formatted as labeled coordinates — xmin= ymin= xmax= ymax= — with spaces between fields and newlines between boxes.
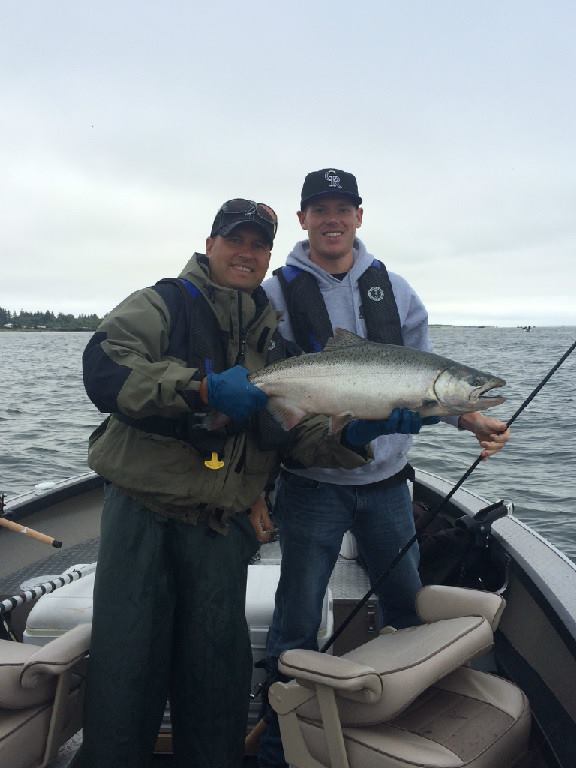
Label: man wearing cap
xmin=74 ymin=198 xmax=399 ymax=768
xmin=257 ymin=170 xmax=510 ymax=767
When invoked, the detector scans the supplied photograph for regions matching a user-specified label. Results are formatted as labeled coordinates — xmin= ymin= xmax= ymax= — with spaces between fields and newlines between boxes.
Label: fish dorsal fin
xmin=324 ymin=328 xmax=364 ymax=351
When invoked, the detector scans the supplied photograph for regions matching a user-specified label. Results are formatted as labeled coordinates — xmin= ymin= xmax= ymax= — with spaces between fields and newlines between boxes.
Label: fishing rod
xmin=0 ymin=493 xmax=63 ymax=547
xmin=0 ymin=493 xmax=62 ymax=549
xmin=320 ymin=336 xmax=576 ymax=653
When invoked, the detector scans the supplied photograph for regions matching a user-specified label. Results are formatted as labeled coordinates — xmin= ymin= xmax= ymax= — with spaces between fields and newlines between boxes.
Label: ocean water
xmin=1 ymin=327 xmax=575 ymax=560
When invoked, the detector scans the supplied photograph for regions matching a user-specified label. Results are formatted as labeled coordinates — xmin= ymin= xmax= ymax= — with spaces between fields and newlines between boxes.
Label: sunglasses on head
xmin=219 ymin=198 xmax=278 ymax=235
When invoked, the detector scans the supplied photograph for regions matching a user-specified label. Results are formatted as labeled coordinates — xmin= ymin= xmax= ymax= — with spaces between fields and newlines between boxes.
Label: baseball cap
xmin=300 ymin=168 xmax=362 ymax=209
xmin=210 ymin=199 xmax=278 ymax=246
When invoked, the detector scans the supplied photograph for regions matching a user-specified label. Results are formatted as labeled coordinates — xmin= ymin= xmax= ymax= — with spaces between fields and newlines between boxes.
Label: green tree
xmin=1 ymin=308 xmax=101 ymax=330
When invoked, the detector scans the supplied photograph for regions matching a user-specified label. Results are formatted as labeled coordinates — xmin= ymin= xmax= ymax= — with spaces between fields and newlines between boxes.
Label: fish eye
xmin=468 ymin=375 xmax=485 ymax=387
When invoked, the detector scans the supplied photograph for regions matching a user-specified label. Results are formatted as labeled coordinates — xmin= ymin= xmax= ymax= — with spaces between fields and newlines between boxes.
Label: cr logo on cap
xmin=325 ymin=169 xmax=342 ymax=189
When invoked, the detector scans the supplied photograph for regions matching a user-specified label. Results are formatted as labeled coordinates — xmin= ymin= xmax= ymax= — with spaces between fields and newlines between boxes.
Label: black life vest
xmin=116 ymin=276 xmax=291 ymax=458
xmin=274 ymin=259 xmax=403 ymax=352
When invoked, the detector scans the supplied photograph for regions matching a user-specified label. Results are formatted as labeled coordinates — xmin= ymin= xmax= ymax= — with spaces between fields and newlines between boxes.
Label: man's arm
xmin=83 ymin=287 xmax=205 ymax=418
xmin=390 ymin=272 xmax=432 ymax=353
xmin=281 ymin=414 xmax=373 ymax=471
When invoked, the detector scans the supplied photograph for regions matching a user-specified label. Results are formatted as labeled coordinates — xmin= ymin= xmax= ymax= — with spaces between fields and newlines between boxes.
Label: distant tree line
xmin=0 ymin=306 xmax=101 ymax=331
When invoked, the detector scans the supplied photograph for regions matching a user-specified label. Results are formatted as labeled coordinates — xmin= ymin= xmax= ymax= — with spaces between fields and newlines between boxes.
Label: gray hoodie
xmin=263 ymin=237 xmax=435 ymax=485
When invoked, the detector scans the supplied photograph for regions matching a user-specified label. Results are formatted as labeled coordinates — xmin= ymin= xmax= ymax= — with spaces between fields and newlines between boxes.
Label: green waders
xmin=71 ymin=484 xmax=258 ymax=768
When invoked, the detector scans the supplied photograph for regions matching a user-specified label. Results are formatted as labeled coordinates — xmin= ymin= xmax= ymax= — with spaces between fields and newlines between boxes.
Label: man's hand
xmin=249 ymin=496 xmax=276 ymax=543
xmin=458 ymin=412 xmax=510 ymax=459
xmin=202 ymin=365 xmax=268 ymax=422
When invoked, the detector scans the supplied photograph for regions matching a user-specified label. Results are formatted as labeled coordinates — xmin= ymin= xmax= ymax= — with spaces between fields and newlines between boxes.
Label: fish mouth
xmin=472 ymin=377 xmax=506 ymax=408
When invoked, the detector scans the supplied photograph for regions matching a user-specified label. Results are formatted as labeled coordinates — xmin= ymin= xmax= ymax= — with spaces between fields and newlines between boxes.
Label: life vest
xmin=116 ymin=277 xmax=291 ymax=460
xmin=274 ymin=260 xmax=403 ymax=352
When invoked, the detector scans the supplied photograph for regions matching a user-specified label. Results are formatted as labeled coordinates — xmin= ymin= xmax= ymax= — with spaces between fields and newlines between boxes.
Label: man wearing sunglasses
xmin=75 ymin=198 xmax=388 ymax=768
xmin=257 ymin=169 xmax=511 ymax=768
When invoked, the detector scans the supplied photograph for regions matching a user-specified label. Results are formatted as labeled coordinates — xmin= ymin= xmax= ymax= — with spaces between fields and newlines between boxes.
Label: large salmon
xmin=250 ymin=329 xmax=506 ymax=430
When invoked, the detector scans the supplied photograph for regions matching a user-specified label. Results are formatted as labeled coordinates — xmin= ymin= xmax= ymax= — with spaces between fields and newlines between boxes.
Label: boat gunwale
xmin=415 ymin=468 xmax=576 ymax=642
xmin=3 ymin=472 xmax=103 ymax=522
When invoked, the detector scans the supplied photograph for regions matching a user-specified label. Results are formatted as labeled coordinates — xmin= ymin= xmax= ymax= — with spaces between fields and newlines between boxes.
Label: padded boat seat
xmin=270 ymin=585 xmax=530 ymax=768
xmin=0 ymin=622 xmax=91 ymax=768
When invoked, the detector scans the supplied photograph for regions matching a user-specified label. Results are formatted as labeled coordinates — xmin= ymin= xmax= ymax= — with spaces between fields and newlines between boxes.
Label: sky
xmin=1 ymin=1 xmax=574 ymax=327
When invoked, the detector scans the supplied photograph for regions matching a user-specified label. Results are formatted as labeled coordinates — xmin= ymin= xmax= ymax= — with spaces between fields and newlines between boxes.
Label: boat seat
xmin=269 ymin=585 xmax=530 ymax=768
xmin=0 ymin=622 xmax=91 ymax=768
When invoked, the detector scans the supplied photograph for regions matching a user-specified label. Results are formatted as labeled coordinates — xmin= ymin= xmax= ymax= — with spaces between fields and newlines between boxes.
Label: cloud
xmin=1 ymin=1 xmax=575 ymax=325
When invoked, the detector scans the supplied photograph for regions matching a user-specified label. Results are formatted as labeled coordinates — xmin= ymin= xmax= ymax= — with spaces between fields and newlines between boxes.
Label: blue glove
xmin=343 ymin=408 xmax=439 ymax=447
xmin=206 ymin=365 xmax=268 ymax=422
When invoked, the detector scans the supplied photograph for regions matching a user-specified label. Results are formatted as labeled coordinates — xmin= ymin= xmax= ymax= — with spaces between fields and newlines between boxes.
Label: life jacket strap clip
xmin=204 ymin=452 xmax=225 ymax=470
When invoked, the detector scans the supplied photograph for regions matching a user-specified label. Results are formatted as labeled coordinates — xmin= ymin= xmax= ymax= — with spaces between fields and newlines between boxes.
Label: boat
xmin=1 ymin=468 xmax=575 ymax=767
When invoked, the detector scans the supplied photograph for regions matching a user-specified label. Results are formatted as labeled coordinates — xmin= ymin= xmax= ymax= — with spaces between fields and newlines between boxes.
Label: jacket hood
xmin=178 ymin=252 xmax=270 ymax=325
xmin=285 ymin=238 xmax=377 ymax=286
xmin=178 ymin=253 xmax=224 ymax=295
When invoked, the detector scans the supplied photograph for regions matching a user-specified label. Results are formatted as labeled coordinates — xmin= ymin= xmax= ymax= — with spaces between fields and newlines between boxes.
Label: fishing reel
xmin=455 ymin=499 xmax=510 ymax=543
xmin=453 ymin=500 xmax=511 ymax=592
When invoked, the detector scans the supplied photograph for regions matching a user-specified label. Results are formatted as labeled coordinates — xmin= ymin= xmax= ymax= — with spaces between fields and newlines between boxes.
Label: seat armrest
xmin=279 ymin=649 xmax=382 ymax=703
xmin=416 ymin=585 xmax=505 ymax=630
xmin=20 ymin=622 xmax=92 ymax=689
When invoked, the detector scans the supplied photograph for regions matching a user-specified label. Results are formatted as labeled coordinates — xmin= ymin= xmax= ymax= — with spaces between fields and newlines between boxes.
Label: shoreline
xmin=0 ymin=328 xmax=97 ymax=333
xmin=2 ymin=325 xmax=574 ymax=333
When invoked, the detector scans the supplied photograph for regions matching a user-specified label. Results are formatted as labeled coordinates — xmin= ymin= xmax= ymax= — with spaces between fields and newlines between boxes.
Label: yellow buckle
xmin=204 ymin=452 xmax=225 ymax=470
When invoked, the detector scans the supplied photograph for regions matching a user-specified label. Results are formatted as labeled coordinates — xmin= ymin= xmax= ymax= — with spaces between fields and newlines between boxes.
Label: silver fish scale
xmin=252 ymin=341 xmax=472 ymax=381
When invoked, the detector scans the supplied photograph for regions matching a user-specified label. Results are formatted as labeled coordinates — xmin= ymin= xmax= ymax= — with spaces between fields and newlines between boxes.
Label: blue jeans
xmin=258 ymin=471 xmax=422 ymax=767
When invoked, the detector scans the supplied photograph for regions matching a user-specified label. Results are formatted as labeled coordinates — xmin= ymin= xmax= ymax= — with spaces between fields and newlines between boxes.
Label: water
xmin=1 ymin=328 xmax=575 ymax=560
xmin=410 ymin=325 xmax=576 ymax=561
xmin=0 ymin=332 xmax=102 ymax=497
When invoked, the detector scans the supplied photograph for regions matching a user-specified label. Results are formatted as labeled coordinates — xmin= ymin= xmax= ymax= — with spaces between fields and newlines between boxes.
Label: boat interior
xmin=1 ymin=471 xmax=575 ymax=767
xmin=271 ymin=585 xmax=531 ymax=768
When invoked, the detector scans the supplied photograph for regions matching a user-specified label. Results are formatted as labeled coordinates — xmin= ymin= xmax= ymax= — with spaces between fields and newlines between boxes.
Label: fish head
xmin=429 ymin=364 xmax=506 ymax=416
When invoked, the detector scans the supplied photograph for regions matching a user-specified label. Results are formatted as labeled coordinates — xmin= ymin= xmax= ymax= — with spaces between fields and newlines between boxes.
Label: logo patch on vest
xmin=325 ymin=169 xmax=342 ymax=189
xmin=367 ymin=286 xmax=385 ymax=302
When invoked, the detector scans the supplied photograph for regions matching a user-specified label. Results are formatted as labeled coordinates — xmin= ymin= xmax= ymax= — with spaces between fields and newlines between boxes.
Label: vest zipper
xmin=236 ymin=290 xmax=247 ymax=365
xmin=218 ymin=292 xmax=244 ymax=482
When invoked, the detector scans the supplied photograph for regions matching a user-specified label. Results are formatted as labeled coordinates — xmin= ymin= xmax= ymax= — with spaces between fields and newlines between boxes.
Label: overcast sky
xmin=1 ymin=1 xmax=574 ymax=326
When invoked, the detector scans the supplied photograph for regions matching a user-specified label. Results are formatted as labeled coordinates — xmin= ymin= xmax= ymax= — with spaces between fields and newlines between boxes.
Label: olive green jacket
xmin=84 ymin=254 xmax=368 ymax=531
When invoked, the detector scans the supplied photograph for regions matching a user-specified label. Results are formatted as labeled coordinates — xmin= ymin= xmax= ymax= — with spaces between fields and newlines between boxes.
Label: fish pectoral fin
xmin=329 ymin=412 xmax=354 ymax=435
xmin=266 ymin=397 xmax=307 ymax=431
